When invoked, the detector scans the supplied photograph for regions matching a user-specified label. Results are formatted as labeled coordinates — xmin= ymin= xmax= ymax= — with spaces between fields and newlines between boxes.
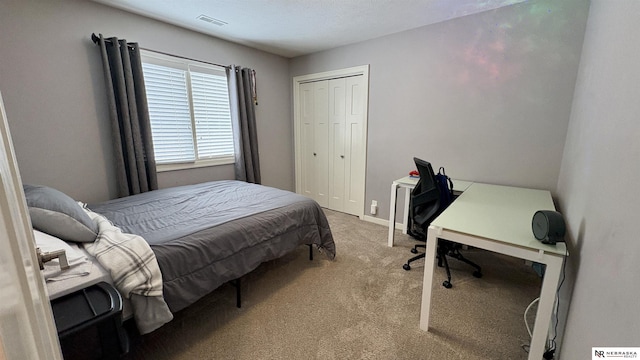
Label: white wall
xmin=290 ymin=0 xmax=590 ymax=221
xmin=0 ymin=0 xmax=292 ymax=202
xmin=556 ymin=1 xmax=640 ymax=358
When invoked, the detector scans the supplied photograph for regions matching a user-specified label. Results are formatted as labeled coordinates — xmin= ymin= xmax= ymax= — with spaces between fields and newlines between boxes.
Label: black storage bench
xmin=51 ymin=282 xmax=129 ymax=359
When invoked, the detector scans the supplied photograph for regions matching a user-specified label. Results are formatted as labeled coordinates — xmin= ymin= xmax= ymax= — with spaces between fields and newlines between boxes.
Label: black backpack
xmin=435 ymin=167 xmax=454 ymax=209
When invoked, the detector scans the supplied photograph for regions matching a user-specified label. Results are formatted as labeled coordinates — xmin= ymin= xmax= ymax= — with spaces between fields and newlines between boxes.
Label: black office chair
xmin=402 ymin=157 xmax=482 ymax=289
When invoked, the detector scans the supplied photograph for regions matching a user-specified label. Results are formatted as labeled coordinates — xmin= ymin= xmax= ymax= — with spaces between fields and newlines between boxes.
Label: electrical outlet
xmin=370 ymin=200 xmax=378 ymax=215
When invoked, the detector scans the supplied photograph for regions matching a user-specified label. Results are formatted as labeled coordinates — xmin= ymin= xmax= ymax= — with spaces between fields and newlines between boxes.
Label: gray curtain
xmin=96 ymin=34 xmax=158 ymax=197
xmin=227 ymin=65 xmax=261 ymax=184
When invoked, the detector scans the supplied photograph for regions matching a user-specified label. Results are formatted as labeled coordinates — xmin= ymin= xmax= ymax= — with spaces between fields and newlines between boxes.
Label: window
xmin=141 ymin=50 xmax=234 ymax=171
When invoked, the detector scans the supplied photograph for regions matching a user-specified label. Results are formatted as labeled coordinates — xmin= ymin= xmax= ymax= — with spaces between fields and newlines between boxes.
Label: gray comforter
xmin=89 ymin=180 xmax=335 ymax=312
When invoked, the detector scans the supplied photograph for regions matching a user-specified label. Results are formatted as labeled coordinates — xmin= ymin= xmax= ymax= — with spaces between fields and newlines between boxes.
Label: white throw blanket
xmin=82 ymin=208 xmax=173 ymax=334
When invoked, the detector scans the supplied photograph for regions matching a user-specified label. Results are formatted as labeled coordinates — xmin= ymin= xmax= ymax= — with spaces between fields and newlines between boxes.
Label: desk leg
xmin=388 ymin=182 xmax=399 ymax=247
xmin=528 ymin=256 xmax=563 ymax=360
xmin=419 ymin=226 xmax=438 ymax=331
xmin=402 ymin=186 xmax=411 ymax=234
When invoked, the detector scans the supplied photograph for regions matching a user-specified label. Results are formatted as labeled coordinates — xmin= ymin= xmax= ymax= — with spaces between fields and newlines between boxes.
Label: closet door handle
xmin=313 ymin=153 xmax=317 ymax=156
xmin=340 ymin=155 xmax=344 ymax=159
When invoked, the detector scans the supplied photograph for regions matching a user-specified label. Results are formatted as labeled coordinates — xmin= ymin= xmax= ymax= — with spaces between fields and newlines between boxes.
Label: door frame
xmin=293 ymin=65 xmax=369 ymax=218
xmin=0 ymin=91 xmax=62 ymax=359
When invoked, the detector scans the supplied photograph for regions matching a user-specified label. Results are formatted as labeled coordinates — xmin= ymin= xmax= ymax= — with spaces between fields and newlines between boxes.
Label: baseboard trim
xmin=362 ymin=215 xmax=387 ymax=226
xmin=362 ymin=215 xmax=403 ymax=229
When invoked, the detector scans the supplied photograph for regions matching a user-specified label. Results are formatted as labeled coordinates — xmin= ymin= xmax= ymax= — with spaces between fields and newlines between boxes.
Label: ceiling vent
xmin=196 ymin=14 xmax=227 ymax=26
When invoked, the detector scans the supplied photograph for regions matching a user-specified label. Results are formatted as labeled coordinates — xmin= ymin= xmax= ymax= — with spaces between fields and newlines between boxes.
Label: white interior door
xmin=328 ymin=78 xmax=346 ymax=211
xmin=0 ymin=91 xmax=62 ymax=359
xmin=294 ymin=65 xmax=369 ymax=218
xmin=298 ymin=82 xmax=315 ymax=199
xmin=313 ymin=81 xmax=329 ymax=207
xmin=298 ymin=81 xmax=330 ymax=207
xmin=343 ymin=75 xmax=366 ymax=215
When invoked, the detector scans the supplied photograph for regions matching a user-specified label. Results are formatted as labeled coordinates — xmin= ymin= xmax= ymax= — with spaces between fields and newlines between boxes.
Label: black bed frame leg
xmin=232 ymin=278 xmax=241 ymax=308
xmin=308 ymin=244 xmax=313 ymax=261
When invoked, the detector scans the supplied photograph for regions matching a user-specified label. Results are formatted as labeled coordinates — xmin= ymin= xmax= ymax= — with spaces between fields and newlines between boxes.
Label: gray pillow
xmin=23 ymin=184 xmax=98 ymax=243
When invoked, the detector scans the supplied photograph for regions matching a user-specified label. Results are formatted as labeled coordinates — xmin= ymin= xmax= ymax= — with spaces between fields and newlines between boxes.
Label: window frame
xmin=140 ymin=50 xmax=235 ymax=172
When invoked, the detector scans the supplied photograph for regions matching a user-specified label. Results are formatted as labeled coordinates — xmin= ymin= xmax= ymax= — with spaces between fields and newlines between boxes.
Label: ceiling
xmin=93 ymin=0 xmax=527 ymax=58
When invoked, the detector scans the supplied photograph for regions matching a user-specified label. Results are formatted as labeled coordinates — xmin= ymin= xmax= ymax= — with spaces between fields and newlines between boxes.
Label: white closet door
xmin=298 ymin=82 xmax=316 ymax=199
xmin=313 ymin=81 xmax=329 ymax=207
xmin=343 ymin=75 xmax=366 ymax=215
xmin=328 ymin=78 xmax=346 ymax=211
xmin=294 ymin=65 xmax=369 ymax=218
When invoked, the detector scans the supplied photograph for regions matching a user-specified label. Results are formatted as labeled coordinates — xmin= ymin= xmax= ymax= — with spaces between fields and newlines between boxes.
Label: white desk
xmin=387 ymin=176 xmax=473 ymax=247
xmin=419 ymin=183 xmax=567 ymax=360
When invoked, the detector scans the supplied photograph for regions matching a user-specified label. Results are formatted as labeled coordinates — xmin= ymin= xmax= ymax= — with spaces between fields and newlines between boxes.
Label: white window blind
xmin=190 ymin=71 xmax=233 ymax=159
xmin=142 ymin=63 xmax=195 ymax=163
xmin=141 ymin=51 xmax=234 ymax=168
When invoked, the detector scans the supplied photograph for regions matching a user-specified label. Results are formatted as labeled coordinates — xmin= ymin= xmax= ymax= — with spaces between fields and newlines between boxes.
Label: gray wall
xmin=0 ymin=0 xmax=292 ymax=203
xmin=6 ymin=0 xmax=635 ymax=357
xmin=556 ymin=1 xmax=640 ymax=357
xmin=290 ymin=0 xmax=590 ymax=222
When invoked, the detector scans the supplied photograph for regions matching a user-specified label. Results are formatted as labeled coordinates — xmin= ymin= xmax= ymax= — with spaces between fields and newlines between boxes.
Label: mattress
xmin=89 ymin=180 xmax=336 ymax=312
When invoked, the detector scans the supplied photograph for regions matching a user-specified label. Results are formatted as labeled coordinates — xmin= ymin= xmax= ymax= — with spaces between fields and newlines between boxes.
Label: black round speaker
xmin=532 ymin=210 xmax=566 ymax=245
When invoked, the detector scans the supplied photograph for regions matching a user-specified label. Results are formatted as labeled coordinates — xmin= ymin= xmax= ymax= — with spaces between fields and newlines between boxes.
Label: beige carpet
xmin=117 ymin=209 xmax=542 ymax=360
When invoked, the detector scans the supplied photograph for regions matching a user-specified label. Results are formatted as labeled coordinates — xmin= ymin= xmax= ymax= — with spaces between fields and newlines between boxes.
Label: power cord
xmin=524 ymin=297 xmax=539 ymax=338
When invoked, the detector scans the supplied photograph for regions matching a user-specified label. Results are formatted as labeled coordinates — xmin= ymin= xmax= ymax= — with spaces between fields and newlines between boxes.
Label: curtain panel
xmin=228 ymin=65 xmax=261 ymax=184
xmin=95 ymin=34 xmax=158 ymax=197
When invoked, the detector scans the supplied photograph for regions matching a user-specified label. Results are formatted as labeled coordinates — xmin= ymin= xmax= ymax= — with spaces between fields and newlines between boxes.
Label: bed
xmin=25 ymin=180 xmax=336 ymax=335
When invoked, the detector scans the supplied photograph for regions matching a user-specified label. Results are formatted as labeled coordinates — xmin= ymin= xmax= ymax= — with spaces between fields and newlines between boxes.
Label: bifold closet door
xmin=299 ymin=81 xmax=329 ymax=207
xmin=296 ymin=71 xmax=366 ymax=217
xmin=328 ymin=75 xmax=366 ymax=214
xmin=343 ymin=75 xmax=366 ymax=215
xmin=328 ymin=78 xmax=346 ymax=211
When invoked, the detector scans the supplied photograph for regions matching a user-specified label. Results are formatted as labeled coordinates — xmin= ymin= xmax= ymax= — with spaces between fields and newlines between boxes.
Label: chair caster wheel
xmin=410 ymin=248 xmax=418 ymax=254
xmin=442 ymin=281 xmax=452 ymax=289
xmin=403 ymin=264 xmax=411 ymax=271
xmin=473 ymin=271 xmax=483 ymax=278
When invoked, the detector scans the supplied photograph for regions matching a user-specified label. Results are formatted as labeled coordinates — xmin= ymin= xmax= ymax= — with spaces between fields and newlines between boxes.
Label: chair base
xmin=403 ymin=243 xmax=482 ymax=289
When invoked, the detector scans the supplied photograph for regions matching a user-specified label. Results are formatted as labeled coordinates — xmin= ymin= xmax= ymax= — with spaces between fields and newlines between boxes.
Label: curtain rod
xmin=91 ymin=33 xmax=230 ymax=70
